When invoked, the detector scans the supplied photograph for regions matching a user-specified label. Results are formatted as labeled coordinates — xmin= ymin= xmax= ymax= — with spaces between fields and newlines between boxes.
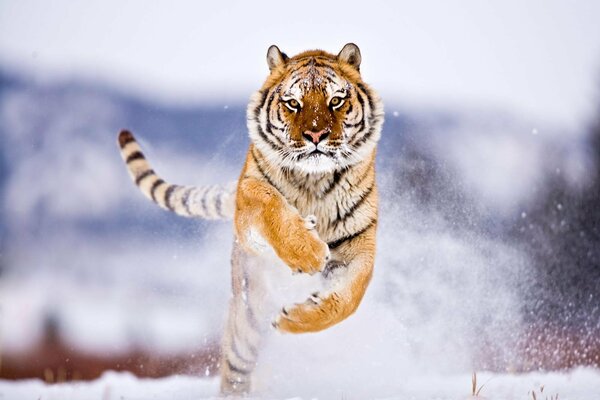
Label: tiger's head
xmin=247 ymin=43 xmax=384 ymax=174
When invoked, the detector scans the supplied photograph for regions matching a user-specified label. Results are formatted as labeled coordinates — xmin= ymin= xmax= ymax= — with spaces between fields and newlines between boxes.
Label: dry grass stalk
xmin=471 ymin=371 xmax=491 ymax=397
xmin=530 ymin=385 xmax=559 ymax=400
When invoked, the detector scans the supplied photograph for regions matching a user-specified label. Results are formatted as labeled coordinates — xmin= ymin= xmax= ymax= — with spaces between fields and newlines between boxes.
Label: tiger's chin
xmin=293 ymin=153 xmax=340 ymax=174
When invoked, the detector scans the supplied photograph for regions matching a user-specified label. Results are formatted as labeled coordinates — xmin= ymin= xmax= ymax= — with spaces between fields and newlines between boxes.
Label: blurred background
xmin=0 ymin=0 xmax=599 ymax=395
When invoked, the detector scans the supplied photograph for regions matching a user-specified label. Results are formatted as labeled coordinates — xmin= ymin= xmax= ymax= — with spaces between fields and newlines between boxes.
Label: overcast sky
xmin=1 ymin=0 xmax=600 ymax=128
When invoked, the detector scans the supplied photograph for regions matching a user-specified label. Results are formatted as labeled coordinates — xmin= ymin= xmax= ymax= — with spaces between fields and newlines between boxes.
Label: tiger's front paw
xmin=273 ymin=214 xmax=329 ymax=275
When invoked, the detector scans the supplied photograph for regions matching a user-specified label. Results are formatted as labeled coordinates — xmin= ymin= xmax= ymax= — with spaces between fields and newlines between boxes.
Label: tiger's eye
xmin=330 ymin=97 xmax=346 ymax=109
xmin=289 ymin=99 xmax=299 ymax=108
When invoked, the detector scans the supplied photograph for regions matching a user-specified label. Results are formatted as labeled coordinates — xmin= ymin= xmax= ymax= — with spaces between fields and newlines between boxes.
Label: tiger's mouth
xmin=288 ymin=139 xmax=344 ymax=169
xmin=291 ymin=141 xmax=332 ymax=157
xmin=302 ymin=147 xmax=334 ymax=159
xmin=290 ymin=143 xmax=344 ymax=173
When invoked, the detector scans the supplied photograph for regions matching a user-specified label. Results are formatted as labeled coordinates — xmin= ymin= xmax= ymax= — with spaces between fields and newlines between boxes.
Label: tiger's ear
xmin=338 ymin=43 xmax=361 ymax=71
xmin=267 ymin=45 xmax=288 ymax=71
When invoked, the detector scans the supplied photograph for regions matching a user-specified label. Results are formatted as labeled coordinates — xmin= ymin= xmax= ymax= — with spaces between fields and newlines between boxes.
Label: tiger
xmin=117 ymin=43 xmax=384 ymax=394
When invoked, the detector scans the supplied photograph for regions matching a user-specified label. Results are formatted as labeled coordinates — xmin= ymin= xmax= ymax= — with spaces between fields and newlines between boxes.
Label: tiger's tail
xmin=117 ymin=130 xmax=236 ymax=220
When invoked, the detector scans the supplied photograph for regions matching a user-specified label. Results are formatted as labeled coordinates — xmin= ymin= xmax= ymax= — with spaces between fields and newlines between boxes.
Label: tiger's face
xmin=248 ymin=43 xmax=384 ymax=174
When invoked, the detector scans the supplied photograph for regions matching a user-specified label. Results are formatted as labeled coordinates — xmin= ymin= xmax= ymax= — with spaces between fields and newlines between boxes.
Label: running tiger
xmin=117 ymin=43 xmax=384 ymax=394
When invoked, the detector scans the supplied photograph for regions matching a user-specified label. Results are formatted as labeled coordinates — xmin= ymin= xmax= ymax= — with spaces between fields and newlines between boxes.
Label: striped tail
xmin=117 ymin=130 xmax=235 ymax=220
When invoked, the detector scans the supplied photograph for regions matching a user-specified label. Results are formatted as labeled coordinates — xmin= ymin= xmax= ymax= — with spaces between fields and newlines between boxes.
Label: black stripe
xmin=200 ymin=186 xmax=211 ymax=216
xmin=251 ymin=149 xmax=282 ymax=194
xmin=281 ymin=166 xmax=296 ymax=186
xmin=293 ymin=55 xmax=333 ymax=66
xmin=344 ymin=120 xmax=364 ymax=130
xmin=299 ymin=59 xmax=335 ymax=71
xmin=125 ymin=151 xmax=144 ymax=163
xmin=327 ymin=218 xmax=377 ymax=249
xmin=356 ymin=86 xmax=365 ymax=109
xmin=345 ymin=102 xmax=353 ymax=115
xmin=312 ymin=62 xmax=331 ymax=69
xmin=135 ymin=169 xmax=154 ymax=185
xmin=322 ymin=169 xmax=346 ymax=196
xmin=280 ymin=167 xmax=308 ymax=192
xmin=215 ymin=190 xmax=223 ymax=217
xmin=326 ymin=167 xmax=372 ymax=230
xmin=150 ymin=179 xmax=165 ymax=202
xmin=287 ymin=76 xmax=301 ymax=88
xmin=245 ymin=302 xmax=260 ymax=332
xmin=264 ymin=91 xmax=276 ymax=131
xmin=182 ymin=187 xmax=194 ymax=215
xmin=275 ymin=107 xmax=287 ymax=128
xmin=247 ymin=341 xmax=258 ymax=358
xmin=352 ymin=120 xmax=381 ymax=148
xmin=255 ymin=122 xmax=282 ymax=152
xmin=240 ymin=268 xmax=254 ymax=331
xmin=324 ymin=69 xmax=337 ymax=79
xmin=164 ymin=185 xmax=177 ymax=211
xmin=296 ymin=58 xmax=314 ymax=69
xmin=231 ymin=336 xmax=255 ymax=365
xmin=357 ymin=82 xmax=375 ymax=111
xmin=337 ymin=183 xmax=374 ymax=222
xmin=227 ymin=358 xmax=251 ymax=375
xmin=348 ymin=88 xmax=367 ymax=142
xmin=263 ymin=93 xmax=287 ymax=147
xmin=351 ymin=113 xmax=383 ymax=148
xmin=254 ymin=89 xmax=269 ymax=120
xmin=266 ymin=120 xmax=275 ymax=134
xmin=321 ymin=75 xmax=335 ymax=87
xmin=232 ymin=321 xmax=258 ymax=358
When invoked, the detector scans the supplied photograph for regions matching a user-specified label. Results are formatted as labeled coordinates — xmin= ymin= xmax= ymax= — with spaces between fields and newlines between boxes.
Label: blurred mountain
xmin=511 ymin=90 xmax=600 ymax=366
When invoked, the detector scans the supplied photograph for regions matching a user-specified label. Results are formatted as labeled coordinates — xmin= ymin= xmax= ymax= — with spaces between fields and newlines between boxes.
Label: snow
xmin=1 ymin=368 xmax=599 ymax=399
xmin=0 ymin=372 xmax=218 ymax=400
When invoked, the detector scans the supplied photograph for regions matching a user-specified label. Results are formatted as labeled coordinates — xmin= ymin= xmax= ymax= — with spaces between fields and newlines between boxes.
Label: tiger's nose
xmin=303 ymin=129 xmax=330 ymax=144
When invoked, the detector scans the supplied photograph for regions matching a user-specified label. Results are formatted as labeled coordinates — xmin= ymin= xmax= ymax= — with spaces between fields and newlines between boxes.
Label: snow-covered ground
xmin=1 ymin=368 xmax=599 ymax=400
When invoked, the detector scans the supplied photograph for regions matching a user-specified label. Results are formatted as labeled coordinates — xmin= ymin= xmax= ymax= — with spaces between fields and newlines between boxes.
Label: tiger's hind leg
xmin=220 ymin=242 xmax=268 ymax=395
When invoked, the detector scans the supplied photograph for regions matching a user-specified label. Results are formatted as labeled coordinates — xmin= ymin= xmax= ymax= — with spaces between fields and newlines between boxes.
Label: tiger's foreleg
xmin=273 ymin=224 xmax=376 ymax=333
xmin=234 ymin=177 xmax=330 ymax=274
xmin=220 ymin=243 xmax=266 ymax=394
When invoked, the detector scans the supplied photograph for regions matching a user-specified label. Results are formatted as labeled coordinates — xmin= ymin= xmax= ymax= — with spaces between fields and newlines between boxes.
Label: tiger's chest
xmin=290 ymin=194 xmax=340 ymax=240
xmin=277 ymin=171 xmax=369 ymax=243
